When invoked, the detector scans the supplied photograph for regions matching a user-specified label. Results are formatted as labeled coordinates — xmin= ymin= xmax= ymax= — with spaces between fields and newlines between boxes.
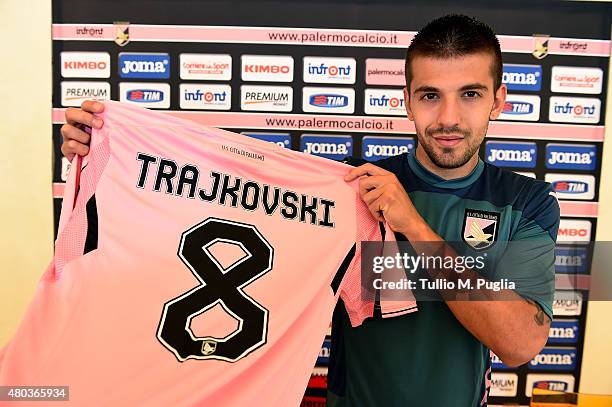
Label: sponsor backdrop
xmin=51 ymin=1 xmax=611 ymax=405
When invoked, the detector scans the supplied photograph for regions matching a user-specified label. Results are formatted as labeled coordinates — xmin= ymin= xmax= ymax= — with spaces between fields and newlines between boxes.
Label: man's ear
xmin=404 ymin=86 xmax=414 ymax=121
xmin=490 ymin=84 xmax=507 ymax=120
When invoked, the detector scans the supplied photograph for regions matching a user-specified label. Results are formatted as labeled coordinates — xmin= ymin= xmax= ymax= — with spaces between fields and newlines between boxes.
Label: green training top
xmin=327 ymin=152 xmax=560 ymax=407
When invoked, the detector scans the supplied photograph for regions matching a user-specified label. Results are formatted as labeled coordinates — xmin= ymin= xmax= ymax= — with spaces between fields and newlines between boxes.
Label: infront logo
xmin=303 ymin=57 xmax=356 ymax=84
xmin=549 ymin=96 xmax=601 ymax=123
xmin=364 ymin=89 xmax=406 ymax=116
xmin=179 ymin=84 xmax=231 ymax=110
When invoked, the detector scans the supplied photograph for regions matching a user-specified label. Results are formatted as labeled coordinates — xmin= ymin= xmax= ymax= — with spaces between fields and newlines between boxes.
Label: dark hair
xmin=405 ymin=14 xmax=503 ymax=92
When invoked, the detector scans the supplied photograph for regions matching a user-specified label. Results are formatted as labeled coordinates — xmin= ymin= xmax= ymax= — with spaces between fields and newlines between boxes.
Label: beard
xmin=419 ymin=125 xmax=484 ymax=169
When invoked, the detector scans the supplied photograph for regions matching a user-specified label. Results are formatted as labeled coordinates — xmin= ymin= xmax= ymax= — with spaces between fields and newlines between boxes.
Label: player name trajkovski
xmin=136 ymin=153 xmax=336 ymax=228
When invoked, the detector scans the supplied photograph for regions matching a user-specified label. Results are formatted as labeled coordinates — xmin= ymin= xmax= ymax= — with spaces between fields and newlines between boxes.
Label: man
xmin=60 ymin=14 xmax=559 ymax=406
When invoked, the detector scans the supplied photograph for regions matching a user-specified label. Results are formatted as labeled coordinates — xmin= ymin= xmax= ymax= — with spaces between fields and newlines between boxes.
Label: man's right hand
xmin=60 ymin=100 xmax=105 ymax=161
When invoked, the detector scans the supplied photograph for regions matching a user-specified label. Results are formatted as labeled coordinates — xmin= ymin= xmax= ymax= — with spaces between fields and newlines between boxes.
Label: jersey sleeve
xmin=49 ymin=123 xmax=111 ymax=281
xmin=492 ymin=181 xmax=560 ymax=319
xmin=335 ymin=193 xmax=378 ymax=327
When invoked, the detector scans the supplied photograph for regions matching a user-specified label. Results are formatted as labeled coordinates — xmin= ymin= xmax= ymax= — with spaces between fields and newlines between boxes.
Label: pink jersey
xmin=0 ymin=101 xmax=415 ymax=406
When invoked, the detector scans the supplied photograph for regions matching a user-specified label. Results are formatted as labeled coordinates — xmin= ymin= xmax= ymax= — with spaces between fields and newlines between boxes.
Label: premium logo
xmin=180 ymin=54 xmax=232 ymax=81
xmin=61 ymin=52 xmax=110 ymax=78
xmin=364 ymin=89 xmax=406 ymax=116
xmin=545 ymin=173 xmax=595 ymax=200
xmin=60 ymin=81 xmax=110 ymax=107
xmin=557 ymin=219 xmax=592 ymax=243
xmin=551 ymin=66 xmax=603 ymax=95
xmin=119 ymin=82 xmax=170 ymax=109
xmin=548 ymin=320 xmax=579 ymax=344
xmin=546 ymin=144 xmax=597 ymax=171
xmin=241 ymin=55 xmax=294 ymax=82
xmin=242 ymin=132 xmax=291 ymax=148
xmin=303 ymin=57 xmax=356 ymax=84
xmin=553 ymin=291 xmax=583 ymax=316
xmin=365 ymin=58 xmax=406 ymax=86
xmin=179 ymin=84 xmax=231 ymax=110
xmin=502 ymin=64 xmax=542 ymax=91
xmin=528 ymin=348 xmax=577 ymax=370
xmin=300 ymin=134 xmax=353 ymax=160
xmin=240 ymin=85 xmax=293 ymax=112
xmin=118 ymin=53 xmax=170 ymax=79
xmin=362 ymin=136 xmax=414 ymax=161
xmin=485 ymin=141 xmax=537 ymax=168
xmin=549 ymin=97 xmax=601 ymax=124
xmin=498 ymin=95 xmax=540 ymax=121
xmin=302 ymin=87 xmax=355 ymax=114
xmin=525 ymin=374 xmax=575 ymax=397
xmin=317 ymin=339 xmax=331 ymax=366
xmin=555 ymin=246 xmax=588 ymax=274
xmin=490 ymin=373 xmax=518 ymax=397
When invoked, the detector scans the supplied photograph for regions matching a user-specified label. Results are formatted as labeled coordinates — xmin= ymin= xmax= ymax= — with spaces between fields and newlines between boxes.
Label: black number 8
xmin=157 ymin=218 xmax=274 ymax=362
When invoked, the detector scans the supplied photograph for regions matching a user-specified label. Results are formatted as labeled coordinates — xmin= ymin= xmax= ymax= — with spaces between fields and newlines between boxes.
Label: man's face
xmin=404 ymin=53 xmax=506 ymax=169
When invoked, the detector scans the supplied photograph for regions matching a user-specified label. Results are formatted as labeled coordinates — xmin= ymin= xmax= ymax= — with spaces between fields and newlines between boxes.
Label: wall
xmin=0 ymin=0 xmax=53 ymax=347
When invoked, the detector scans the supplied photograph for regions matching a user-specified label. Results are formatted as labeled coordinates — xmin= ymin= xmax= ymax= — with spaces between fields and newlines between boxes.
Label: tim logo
xmin=503 ymin=101 xmax=534 ymax=115
xmin=300 ymin=135 xmax=353 ymax=160
xmin=119 ymin=53 xmax=170 ymax=79
xmin=552 ymin=180 xmax=588 ymax=194
xmin=534 ymin=381 xmax=569 ymax=392
xmin=127 ymin=89 xmax=164 ymax=102
xmin=485 ymin=141 xmax=537 ymax=168
xmin=309 ymin=94 xmax=349 ymax=108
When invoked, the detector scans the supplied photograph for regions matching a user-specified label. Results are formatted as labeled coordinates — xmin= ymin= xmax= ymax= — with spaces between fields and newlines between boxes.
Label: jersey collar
xmin=407 ymin=152 xmax=484 ymax=189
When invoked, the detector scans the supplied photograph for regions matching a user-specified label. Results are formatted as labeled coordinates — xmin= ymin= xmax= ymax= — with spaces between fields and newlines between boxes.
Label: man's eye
xmin=421 ymin=93 xmax=438 ymax=100
xmin=463 ymin=91 xmax=481 ymax=98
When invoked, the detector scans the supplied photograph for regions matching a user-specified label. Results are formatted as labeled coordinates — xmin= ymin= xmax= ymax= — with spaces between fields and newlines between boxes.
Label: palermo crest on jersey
xmin=462 ymin=209 xmax=500 ymax=251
